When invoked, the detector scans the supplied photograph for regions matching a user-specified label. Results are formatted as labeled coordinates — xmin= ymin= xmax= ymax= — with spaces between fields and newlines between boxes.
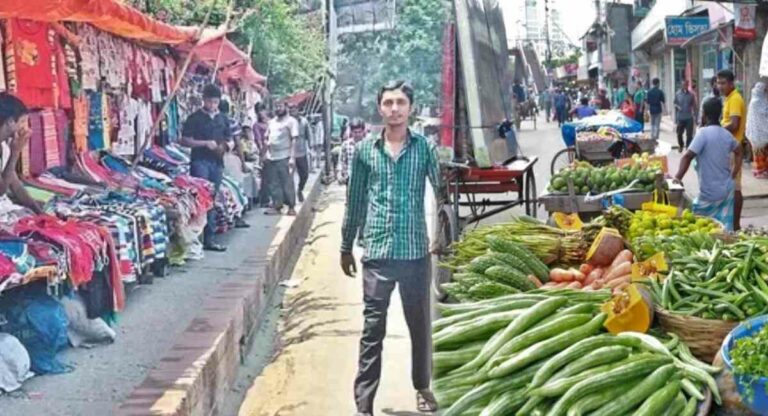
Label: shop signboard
xmin=734 ymin=4 xmax=757 ymax=40
xmin=664 ymin=16 xmax=710 ymax=46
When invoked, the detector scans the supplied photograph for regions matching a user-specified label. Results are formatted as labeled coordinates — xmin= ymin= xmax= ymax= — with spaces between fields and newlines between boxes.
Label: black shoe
xmin=297 ymin=192 xmax=304 ymax=203
xmin=204 ymin=243 xmax=227 ymax=252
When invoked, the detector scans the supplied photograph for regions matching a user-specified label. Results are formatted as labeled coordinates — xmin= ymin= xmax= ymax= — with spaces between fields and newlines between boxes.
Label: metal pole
xmin=544 ymin=0 xmax=551 ymax=68
xmin=594 ymin=0 xmax=603 ymax=89
xmin=323 ymin=0 xmax=336 ymax=184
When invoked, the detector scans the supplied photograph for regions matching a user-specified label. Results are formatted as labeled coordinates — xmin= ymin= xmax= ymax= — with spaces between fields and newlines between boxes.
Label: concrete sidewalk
xmin=0 ymin=174 xmax=322 ymax=416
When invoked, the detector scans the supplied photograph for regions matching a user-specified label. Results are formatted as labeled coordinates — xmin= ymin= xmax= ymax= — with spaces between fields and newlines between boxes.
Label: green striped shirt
xmin=341 ymin=131 xmax=442 ymax=260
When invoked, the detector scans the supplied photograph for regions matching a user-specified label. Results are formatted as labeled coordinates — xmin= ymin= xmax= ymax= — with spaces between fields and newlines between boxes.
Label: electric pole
xmin=544 ymin=0 xmax=552 ymax=69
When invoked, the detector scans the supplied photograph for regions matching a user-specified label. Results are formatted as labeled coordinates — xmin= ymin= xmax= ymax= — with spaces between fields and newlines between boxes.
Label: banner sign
xmin=665 ymin=17 xmax=710 ymax=45
xmin=734 ymin=4 xmax=757 ymax=40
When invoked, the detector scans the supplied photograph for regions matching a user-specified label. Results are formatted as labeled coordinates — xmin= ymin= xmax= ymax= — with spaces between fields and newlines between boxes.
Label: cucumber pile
xmin=434 ymin=290 xmax=722 ymax=416
xmin=441 ymin=236 xmax=551 ymax=302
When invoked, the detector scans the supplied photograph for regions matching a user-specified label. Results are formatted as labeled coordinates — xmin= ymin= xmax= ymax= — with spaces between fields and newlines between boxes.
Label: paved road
xmin=0 ymin=193 xmax=309 ymax=416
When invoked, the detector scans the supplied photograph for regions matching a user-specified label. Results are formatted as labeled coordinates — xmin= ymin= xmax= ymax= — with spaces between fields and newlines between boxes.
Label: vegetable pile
xmin=643 ymin=239 xmax=768 ymax=321
xmin=542 ymin=249 xmax=634 ymax=294
xmin=433 ymin=290 xmax=721 ymax=416
xmin=548 ymin=164 xmax=664 ymax=195
xmin=730 ymin=324 xmax=768 ymax=400
xmin=446 ymin=217 xmax=587 ymax=268
xmin=441 ymin=236 xmax=550 ymax=302
xmin=628 ymin=209 xmax=721 ymax=241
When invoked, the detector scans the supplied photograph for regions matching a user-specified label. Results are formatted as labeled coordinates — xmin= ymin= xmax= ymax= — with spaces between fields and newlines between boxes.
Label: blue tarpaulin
xmin=561 ymin=111 xmax=643 ymax=146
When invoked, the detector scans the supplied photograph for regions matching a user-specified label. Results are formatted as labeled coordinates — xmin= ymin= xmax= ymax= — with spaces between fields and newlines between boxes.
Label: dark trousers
xmin=677 ymin=119 xmax=694 ymax=150
xmin=190 ymin=159 xmax=223 ymax=246
xmin=556 ymin=106 xmax=567 ymax=126
xmin=295 ymin=156 xmax=309 ymax=195
xmin=268 ymin=157 xmax=296 ymax=209
xmin=354 ymin=257 xmax=432 ymax=413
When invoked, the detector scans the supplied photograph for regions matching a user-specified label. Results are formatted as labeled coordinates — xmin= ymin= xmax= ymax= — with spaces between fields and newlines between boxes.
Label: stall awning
xmin=681 ymin=21 xmax=733 ymax=48
xmin=218 ymin=61 xmax=267 ymax=88
xmin=0 ymin=0 xmax=196 ymax=44
xmin=179 ymin=35 xmax=249 ymax=69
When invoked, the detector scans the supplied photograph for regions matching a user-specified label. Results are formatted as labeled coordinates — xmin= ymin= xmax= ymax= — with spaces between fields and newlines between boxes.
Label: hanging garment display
xmin=86 ymin=90 xmax=104 ymax=151
xmin=41 ymin=110 xmax=61 ymax=171
xmin=77 ymin=24 xmax=100 ymax=91
xmin=73 ymin=95 xmax=89 ymax=153
xmin=4 ymin=19 xmax=56 ymax=108
xmin=0 ymin=26 xmax=6 ymax=92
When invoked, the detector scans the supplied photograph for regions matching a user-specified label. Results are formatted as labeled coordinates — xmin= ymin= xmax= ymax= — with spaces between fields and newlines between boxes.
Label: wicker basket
xmin=655 ymin=306 xmax=739 ymax=363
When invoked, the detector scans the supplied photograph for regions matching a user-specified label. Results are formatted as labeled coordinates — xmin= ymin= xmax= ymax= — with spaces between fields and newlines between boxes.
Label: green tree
xmin=336 ymin=0 xmax=450 ymax=119
xmin=135 ymin=0 xmax=326 ymax=98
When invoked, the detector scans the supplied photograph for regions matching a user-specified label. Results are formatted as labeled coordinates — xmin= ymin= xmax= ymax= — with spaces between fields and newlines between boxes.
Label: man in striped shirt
xmin=341 ymin=81 xmax=442 ymax=415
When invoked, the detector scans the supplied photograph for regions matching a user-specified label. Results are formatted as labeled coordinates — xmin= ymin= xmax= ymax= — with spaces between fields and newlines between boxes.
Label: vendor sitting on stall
xmin=673 ymin=97 xmax=742 ymax=231
xmin=0 ymin=93 xmax=44 ymax=218
xmin=571 ymin=97 xmax=597 ymax=120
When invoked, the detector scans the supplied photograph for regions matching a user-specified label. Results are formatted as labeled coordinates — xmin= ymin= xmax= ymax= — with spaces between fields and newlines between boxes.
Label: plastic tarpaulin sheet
xmin=561 ymin=111 xmax=643 ymax=147
xmin=0 ymin=0 xmax=196 ymax=44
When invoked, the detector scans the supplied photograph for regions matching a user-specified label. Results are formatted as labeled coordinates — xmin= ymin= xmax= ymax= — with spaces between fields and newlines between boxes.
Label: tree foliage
xmin=335 ymin=0 xmax=450 ymax=119
xmin=132 ymin=0 xmax=326 ymax=98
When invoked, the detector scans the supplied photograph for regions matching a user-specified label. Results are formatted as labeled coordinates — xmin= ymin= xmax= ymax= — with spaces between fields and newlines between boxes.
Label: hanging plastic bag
xmin=641 ymin=190 xmax=678 ymax=217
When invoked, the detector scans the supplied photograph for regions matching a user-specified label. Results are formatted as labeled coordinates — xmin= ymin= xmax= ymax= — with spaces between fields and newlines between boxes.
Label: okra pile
xmin=644 ymin=238 xmax=768 ymax=320
xmin=434 ymin=290 xmax=720 ymax=416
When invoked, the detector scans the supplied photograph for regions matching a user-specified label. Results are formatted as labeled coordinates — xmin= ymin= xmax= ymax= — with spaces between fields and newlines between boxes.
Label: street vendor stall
xmin=431 ymin=182 xmax=768 ymax=415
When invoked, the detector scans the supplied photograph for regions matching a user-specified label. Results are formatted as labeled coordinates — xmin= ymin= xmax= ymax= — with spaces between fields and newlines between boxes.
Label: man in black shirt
xmin=181 ymin=84 xmax=231 ymax=252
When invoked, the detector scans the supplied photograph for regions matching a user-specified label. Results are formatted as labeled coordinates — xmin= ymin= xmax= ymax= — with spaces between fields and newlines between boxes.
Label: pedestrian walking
xmin=699 ymin=77 xmax=721 ymax=126
xmin=674 ymin=97 xmax=742 ymax=231
xmin=718 ymin=69 xmax=747 ymax=231
xmin=180 ymin=84 xmax=230 ymax=252
xmin=615 ymin=82 xmax=628 ymax=109
xmin=553 ymin=88 xmax=568 ymax=127
xmin=595 ymin=88 xmax=611 ymax=110
xmin=338 ymin=118 xmax=368 ymax=185
xmin=647 ymin=78 xmax=666 ymax=141
xmin=675 ymin=83 xmax=696 ymax=151
xmin=289 ymin=104 xmax=311 ymax=203
xmin=539 ymin=88 xmax=552 ymax=122
xmin=747 ymin=81 xmax=768 ymax=178
xmin=633 ymin=80 xmax=646 ymax=130
xmin=264 ymin=102 xmax=298 ymax=216
xmin=341 ymin=81 xmax=442 ymax=416
xmin=620 ymin=94 xmax=636 ymax=120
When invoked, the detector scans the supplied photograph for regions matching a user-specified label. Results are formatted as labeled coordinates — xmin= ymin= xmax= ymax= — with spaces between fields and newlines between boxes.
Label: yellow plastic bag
xmin=631 ymin=252 xmax=668 ymax=281
xmin=553 ymin=212 xmax=583 ymax=231
xmin=641 ymin=190 xmax=678 ymax=217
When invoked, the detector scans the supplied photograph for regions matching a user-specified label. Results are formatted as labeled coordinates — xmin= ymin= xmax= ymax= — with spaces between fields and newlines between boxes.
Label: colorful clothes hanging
xmin=73 ymin=95 xmax=89 ymax=152
xmin=4 ymin=19 xmax=56 ymax=108
xmin=27 ymin=112 xmax=46 ymax=177
xmin=41 ymin=110 xmax=61 ymax=170
xmin=87 ymin=90 xmax=104 ymax=151
xmin=0 ymin=27 xmax=6 ymax=92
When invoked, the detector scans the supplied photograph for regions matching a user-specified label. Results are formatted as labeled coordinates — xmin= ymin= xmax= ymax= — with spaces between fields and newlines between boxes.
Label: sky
xmin=501 ymin=0 xmax=599 ymax=47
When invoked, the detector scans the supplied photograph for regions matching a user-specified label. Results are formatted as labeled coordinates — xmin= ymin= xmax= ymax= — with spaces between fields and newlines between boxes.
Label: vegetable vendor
xmin=673 ymin=97 xmax=742 ymax=231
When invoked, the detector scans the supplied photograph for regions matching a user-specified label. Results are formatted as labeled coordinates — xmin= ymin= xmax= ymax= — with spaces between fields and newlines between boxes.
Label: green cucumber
xmin=484 ymin=265 xmax=537 ymax=291
xmin=433 ymin=299 xmax=538 ymax=332
xmin=530 ymin=333 xmax=641 ymax=387
xmin=550 ymin=345 xmax=632 ymax=381
xmin=458 ymin=296 xmax=568 ymax=372
xmin=434 ymin=342 xmax=485 ymax=371
xmin=434 ymin=310 xmax=523 ymax=349
xmin=443 ymin=361 xmax=544 ymax=416
xmin=436 ymin=384 xmax=475 ymax=409
xmin=631 ymin=380 xmax=681 ymax=416
xmin=492 ymin=314 xmax=592 ymax=360
xmin=662 ymin=393 xmax=687 ymax=416
xmin=590 ymin=364 xmax=676 ymax=416
xmin=545 ymin=355 xmax=673 ymax=416
xmin=486 ymin=235 xmax=550 ymax=281
xmin=681 ymin=396 xmax=698 ymax=416
xmin=531 ymin=358 xmax=640 ymax=398
xmin=565 ymin=381 xmax=638 ymax=416
xmin=479 ymin=389 xmax=527 ymax=416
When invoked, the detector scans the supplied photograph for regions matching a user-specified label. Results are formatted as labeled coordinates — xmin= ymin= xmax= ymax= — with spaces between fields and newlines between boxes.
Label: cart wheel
xmin=525 ymin=171 xmax=538 ymax=218
xmin=550 ymin=147 xmax=577 ymax=175
xmin=432 ymin=205 xmax=458 ymax=302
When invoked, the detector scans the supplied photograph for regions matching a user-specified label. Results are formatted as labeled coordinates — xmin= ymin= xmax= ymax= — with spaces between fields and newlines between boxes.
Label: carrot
xmin=549 ymin=268 xmax=574 ymax=282
xmin=604 ymin=262 xmax=632 ymax=281
xmin=610 ymin=250 xmax=634 ymax=269
xmin=528 ymin=275 xmax=543 ymax=288
xmin=579 ymin=263 xmax=594 ymax=276
xmin=606 ymin=275 xmax=631 ymax=289
xmin=569 ymin=269 xmax=586 ymax=282
xmin=591 ymin=280 xmax=604 ymax=289
xmin=566 ymin=281 xmax=583 ymax=289
xmin=584 ymin=267 xmax=604 ymax=285
xmin=582 ymin=285 xmax=595 ymax=292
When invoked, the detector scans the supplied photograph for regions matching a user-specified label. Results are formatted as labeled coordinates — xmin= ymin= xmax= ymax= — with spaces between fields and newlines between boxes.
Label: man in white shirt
xmin=264 ymin=102 xmax=299 ymax=216
xmin=0 ymin=93 xmax=43 ymax=216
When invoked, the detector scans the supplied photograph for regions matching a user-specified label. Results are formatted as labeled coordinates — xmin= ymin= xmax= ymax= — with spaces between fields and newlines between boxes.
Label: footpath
xmin=0 ymin=174 xmax=322 ymax=416
xmin=229 ymin=185 xmax=422 ymax=416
